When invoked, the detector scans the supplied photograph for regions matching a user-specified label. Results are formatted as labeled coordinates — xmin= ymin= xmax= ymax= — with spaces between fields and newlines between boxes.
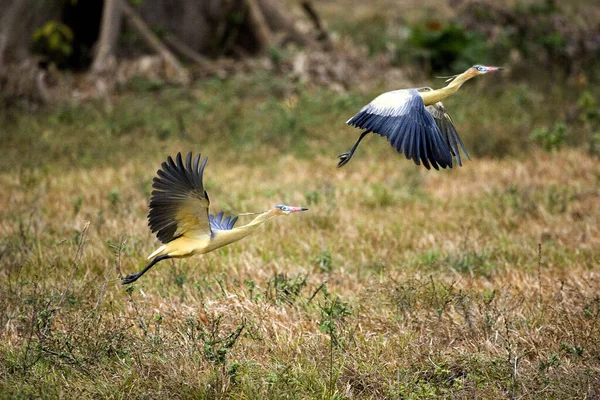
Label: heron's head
xmin=272 ymin=204 xmax=309 ymax=216
xmin=471 ymin=65 xmax=503 ymax=76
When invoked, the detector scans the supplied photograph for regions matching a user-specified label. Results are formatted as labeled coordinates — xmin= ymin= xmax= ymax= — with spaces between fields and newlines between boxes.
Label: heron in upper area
xmin=337 ymin=65 xmax=503 ymax=170
xmin=122 ymin=152 xmax=308 ymax=284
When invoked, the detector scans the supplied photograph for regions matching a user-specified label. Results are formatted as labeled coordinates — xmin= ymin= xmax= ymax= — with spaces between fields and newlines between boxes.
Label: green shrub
xmin=530 ymin=123 xmax=567 ymax=152
xmin=313 ymin=249 xmax=333 ymax=272
xmin=400 ymin=22 xmax=489 ymax=73
xmin=31 ymin=21 xmax=74 ymax=67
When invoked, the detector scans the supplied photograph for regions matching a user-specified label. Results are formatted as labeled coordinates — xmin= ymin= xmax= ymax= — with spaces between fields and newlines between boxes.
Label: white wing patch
xmin=348 ymin=89 xmax=417 ymax=121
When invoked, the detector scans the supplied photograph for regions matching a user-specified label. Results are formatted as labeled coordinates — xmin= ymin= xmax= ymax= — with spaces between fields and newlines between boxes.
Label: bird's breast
xmin=165 ymin=235 xmax=211 ymax=258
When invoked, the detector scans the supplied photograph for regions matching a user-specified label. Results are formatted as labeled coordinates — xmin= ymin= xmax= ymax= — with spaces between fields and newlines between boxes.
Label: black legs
xmin=121 ymin=255 xmax=171 ymax=284
xmin=337 ymin=130 xmax=370 ymax=168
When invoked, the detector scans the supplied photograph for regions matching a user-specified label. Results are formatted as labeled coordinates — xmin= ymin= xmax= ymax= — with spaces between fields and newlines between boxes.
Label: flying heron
xmin=337 ymin=65 xmax=503 ymax=169
xmin=122 ymin=152 xmax=308 ymax=284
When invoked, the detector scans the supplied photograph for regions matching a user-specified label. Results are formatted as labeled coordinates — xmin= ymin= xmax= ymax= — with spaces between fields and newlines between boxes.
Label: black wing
xmin=148 ymin=152 xmax=211 ymax=243
xmin=209 ymin=211 xmax=239 ymax=231
xmin=347 ymin=89 xmax=453 ymax=170
xmin=426 ymin=102 xmax=470 ymax=166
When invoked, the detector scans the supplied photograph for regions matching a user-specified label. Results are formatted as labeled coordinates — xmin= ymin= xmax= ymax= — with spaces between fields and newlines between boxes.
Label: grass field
xmin=2 ymin=0 xmax=600 ymax=392
xmin=1 ymin=68 xmax=599 ymax=398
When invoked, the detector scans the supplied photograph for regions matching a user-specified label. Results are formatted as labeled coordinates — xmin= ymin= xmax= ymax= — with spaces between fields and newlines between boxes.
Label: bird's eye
xmin=476 ymin=66 xmax=486 ymax=72
xmin=281 ymin=206 xmax=290 ymax=211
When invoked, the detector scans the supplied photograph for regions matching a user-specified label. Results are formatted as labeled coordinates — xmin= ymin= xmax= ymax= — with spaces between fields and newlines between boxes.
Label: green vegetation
xmin=2 ymin=70 xmax=598 ymax=173
xmin=2 ymin=2 xmax=600 ymax=398
xmin=530 ymin=123 xmax=567 ymax=152
xmin=400 ymin=22 xmax=489 ymax=73
xmin=31 ymin=21 xmax=74 ymax=68
xmin=1 ymin=68 xmax=598 ymax=398
xmin=330 ymin=0 xmax=600 ymax=76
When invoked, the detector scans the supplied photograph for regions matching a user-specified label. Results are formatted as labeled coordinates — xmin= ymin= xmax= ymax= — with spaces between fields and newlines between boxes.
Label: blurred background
xmin=1 ymin=0 xmax=599 ymax=164
xmin=1 ymin=1 xmax=600 ymax=398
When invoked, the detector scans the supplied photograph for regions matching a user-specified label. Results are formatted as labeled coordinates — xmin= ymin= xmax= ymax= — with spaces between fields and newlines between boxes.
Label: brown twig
xmin=308 ymin=281 xmax=327 ymax=304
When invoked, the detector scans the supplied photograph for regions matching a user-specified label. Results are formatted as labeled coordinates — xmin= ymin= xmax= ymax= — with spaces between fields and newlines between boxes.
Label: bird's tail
xmin=147 ymin=244 xmax=167 ymax=260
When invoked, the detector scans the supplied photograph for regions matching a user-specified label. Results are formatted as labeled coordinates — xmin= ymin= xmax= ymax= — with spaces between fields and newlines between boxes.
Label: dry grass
xmin=1 ymin=129 xmax=599 ymax=398
xmin=2 ymin=0 xmax=600 ymax=396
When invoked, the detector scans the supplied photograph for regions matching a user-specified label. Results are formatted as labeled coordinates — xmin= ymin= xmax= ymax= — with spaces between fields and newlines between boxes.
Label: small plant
xmin=538 ymin=353 xmax=561 ymax=372
xmin=31 ymin=21 xmax=74 ymax=67
xmin=200 ymin=316 xmax=245 ymax=366
xmin=530 ymin=123 xmax=567 ymax=152
xmin=318 ymin=293 xmax=352 ymax=343
xmin=108 ymin=189 xmax=121 ymax=207
xmin=578 ymin=91 xmax=599 ymax=124
xmin=244 ymin=278 xmax=261 ymax=301
xmin=73 ymin=195 xmax=83 ymax=215
xmin=318 ymin=289 xmax=352 ymax=398
xmin=313 ymin=249 xmax=333 ymax=272
xmin=173 ymin=272 xmax=187 ymax=287
xmin=559 ymin=343 xmax=584 ymax=357
xmin=267 ymin=273 xmax=306 ymax=305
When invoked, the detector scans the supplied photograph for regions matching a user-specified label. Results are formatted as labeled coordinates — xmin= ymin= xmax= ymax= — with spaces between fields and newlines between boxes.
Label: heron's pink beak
xmin=289 ymin=206 xmax=309 ymax=213
xmin=486 ymin=66 xmax=503 ymax=72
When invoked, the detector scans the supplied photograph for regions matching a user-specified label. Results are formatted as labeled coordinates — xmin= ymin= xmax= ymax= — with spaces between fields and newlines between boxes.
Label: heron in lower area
xmin=122 ymin=152 xmax=308 ymax=284
xmin=337 ymin=65 xmax=503 ymax=170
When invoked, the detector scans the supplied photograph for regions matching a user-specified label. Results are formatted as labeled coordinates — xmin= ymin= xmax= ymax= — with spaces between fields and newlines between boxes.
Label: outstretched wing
xmin=347 ymin=89 xmax=453 ymax=170
xmin=148 ymin=152 xmax=211 ymax=243
xmin=209 ymin=211 xmax=239 ymax=231
xmin=426 ymin=102 xmax=470 ymax=166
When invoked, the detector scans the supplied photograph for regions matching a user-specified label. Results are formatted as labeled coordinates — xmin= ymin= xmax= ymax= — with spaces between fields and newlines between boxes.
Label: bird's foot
xmin=337 ymin=152 xmax=352 ymax=168
xmin=121 ymin=273 xmax=140 ymax=285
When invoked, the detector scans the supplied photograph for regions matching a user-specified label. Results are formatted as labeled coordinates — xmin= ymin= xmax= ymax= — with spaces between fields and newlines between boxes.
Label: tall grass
xmin=1 ymin=34 xmax=600 ymax=400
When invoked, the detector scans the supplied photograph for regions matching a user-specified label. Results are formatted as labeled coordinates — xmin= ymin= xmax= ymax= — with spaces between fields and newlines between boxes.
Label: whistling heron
xmin=337 ymin=65 xmax=503 ymax=169
xmin=122 ymin=152 xmax=308 ymax=284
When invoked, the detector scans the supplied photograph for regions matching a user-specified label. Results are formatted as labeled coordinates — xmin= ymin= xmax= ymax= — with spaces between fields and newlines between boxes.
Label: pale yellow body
xmin=147 ymin=209 xmax=280 ymax=260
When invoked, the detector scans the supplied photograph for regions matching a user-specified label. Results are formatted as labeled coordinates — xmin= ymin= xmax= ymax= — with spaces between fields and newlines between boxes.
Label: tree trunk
xmin=257 ymin=0 xmax=314 ymax=47
xmin=0 ymin=0 xmax=32 ymax=67
xmin=245 ymin=0 xmax=273 ymax=52
xmin=120 ymin=1 xmax=190 ymax=85
xmin=91 ymin=0 xmax=123 ymax=74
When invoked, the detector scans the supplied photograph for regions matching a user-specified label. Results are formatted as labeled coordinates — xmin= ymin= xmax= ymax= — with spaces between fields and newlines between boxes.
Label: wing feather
xmin=426 ymin=102 xmax=470 ymax=166
xmin=414 ymin=124 xmax=421 ymax=165
xmin=347 ymin=89 xmax=453 ymax=170
xmin=148 ymin=152 xmax=211 ymax=243
xmin=209 ymin=211 xmax=239 ymax=231
xmin=420 ymin=128 xmax=431 ymax=169
xmin=405 ymin=122 xmax=415 ymax=159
